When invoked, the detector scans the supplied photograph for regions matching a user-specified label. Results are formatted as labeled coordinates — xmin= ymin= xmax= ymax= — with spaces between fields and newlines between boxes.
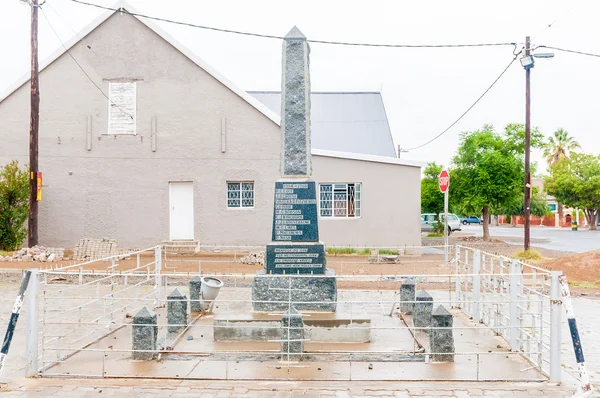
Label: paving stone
xmin=482 ymin=391 xmax=515 ymax=396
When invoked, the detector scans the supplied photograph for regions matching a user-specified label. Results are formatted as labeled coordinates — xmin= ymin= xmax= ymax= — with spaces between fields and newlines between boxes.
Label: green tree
xmin=451 ymin=125 xmax=524 ymax=240
xmin=496 ymin=187 xmax=549 ymax=225
xmin=503 ymin=123 xmax=545 ymax=154
xmin=542 ymin=128 xmax=580 ymax=221
xmin=543 ymin=128 xmax=580 ymax=166
xmin=544 ymin=153 xmax=600 ymax=230
xmin=421 ymin=162 xmax=444 ymax=213
xmin=0 ymin=161 xmax=30 ymax=250
xmin=420 ymin=162 xmax=446 ymax=234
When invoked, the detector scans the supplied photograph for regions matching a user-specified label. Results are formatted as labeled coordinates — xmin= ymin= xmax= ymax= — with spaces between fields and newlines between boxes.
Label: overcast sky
xmin=1 ymin=0 xmax=599 ymax=172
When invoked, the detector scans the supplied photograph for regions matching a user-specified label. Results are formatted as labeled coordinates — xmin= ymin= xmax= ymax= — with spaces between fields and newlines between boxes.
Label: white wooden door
xmin=169 ymin=182 xmax=194 ymax=241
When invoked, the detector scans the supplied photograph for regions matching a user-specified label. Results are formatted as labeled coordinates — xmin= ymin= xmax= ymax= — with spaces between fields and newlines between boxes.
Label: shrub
xmin=0 ymin=161 xmax=29 ymax=250
xmin=513 ymin=249 xmax=544 ymax=262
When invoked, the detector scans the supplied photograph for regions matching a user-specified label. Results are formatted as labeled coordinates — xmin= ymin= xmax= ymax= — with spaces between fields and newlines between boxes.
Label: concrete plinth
xmin=281 ymin=307 xmax=304 ymax=361
xmin=252 ymin=269 xmax=337 ymax=311
xmin=167 ymin=288 xmax=187 ymax=333
xmin=189 ymin=277 xmax=202 ymax=313
xmin=132 ymin=306 xmax=157 ymax=360
xmin=213 ymin=315 xmax=370 ymax=343
xmin=430 ymin=305 xmax=455 ymax=362
xmin=400 ymin=277 xmax=416 ymax=314
xmin=414 ymin=290 xmax=434 ymax=333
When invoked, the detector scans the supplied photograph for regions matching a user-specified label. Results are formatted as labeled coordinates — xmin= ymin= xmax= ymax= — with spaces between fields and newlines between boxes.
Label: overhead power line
xmin=404 ymin=47 xmax=522 ymax=151
xmin=531 ymin=0 xmax=587 ymax=42
xmin=40 ymin=7 xmax=134 ymax=119
xmin=66 ymin=0 xmax=515 ymax=49
xmin=538 ymin=45 xmax=600 ymax=58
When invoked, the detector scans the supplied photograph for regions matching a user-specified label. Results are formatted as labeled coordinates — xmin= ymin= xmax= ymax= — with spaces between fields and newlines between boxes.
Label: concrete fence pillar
xmin=167 ymin=288 xmax=187 ymax=333
xmin=132 ymin=306 xmax=158 ymax=360
xmin=430 ymin=305 xmax=455 ymax=362
xmin=472 ymin=249 xmax=481 ymax=323
xmin=281 ymin=307 xmax=304 ymax=361
xmin=400 ymin=277 xmax=416 ymax=314
xmin=189 ymin=277 xmax=202 ymax=314
xmin=414 ymin=290 xmax=434 ymax=333
xmin=509 ymin=260 xmax=521 ymax=351
xmin=155 ymin=246 xmax=162 ymax=306
xmin=25 ymin=269 xmax=39 ymax=377
xmin=549 ymin=271 xmax=562 ymax=383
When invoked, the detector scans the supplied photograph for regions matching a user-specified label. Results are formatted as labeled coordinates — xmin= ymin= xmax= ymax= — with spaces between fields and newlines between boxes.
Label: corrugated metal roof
xmin=249 ymin=91 xmax=396 ymax=158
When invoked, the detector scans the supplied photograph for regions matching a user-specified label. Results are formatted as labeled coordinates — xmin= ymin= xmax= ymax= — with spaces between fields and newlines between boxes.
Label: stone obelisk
xmin=252 ymin=26 xmax=336 ymax=312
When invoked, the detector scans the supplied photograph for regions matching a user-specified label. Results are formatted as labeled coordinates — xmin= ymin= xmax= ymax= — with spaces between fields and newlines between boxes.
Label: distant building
xmin=498 ymin=178 xmax=586 ymax=227
xmin=0 ymin=4 xmax=422 ymax=249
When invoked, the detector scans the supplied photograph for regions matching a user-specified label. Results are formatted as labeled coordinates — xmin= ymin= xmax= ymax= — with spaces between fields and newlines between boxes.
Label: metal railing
xmin=16 ymin=244 xmax=571 ymax=382
xmin=454 ymin=245 xmax=562 ymax=380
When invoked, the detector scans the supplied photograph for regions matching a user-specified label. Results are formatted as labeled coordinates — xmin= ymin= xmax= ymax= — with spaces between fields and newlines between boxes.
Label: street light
xmin=520 ymin=36 xmax=554 ymax=251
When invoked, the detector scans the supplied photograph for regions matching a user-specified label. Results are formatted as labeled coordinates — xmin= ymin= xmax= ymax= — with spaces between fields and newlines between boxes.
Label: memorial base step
xmin=251 ymin=269 xmax=337 ymax=312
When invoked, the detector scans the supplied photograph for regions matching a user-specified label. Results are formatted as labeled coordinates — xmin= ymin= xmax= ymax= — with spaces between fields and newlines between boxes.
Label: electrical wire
xmin=531 ymin=0 xmax=587 ymax=42
xmin=66 ymin=0 xmax=515 ymax=49
xmin=404 ymin=47 xmax=522 ymax=151
xmin=537 ymin=45 xmax=600 ymax=58
xmin=40 ymin=7 xmax=134 ymax=119
xmin=46 ymin=0 xmax=97 ymax=55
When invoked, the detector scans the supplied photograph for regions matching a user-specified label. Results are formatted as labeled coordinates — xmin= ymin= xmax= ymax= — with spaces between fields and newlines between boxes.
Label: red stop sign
xmin=439 ymin=169 xmax=450 ymax=193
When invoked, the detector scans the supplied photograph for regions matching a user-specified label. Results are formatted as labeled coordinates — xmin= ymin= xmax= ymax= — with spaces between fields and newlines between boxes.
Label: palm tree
xmin=543 ymin=129 xmax=580 ymax=223
xmin=543 ymin=128 xmax=580 ymax=166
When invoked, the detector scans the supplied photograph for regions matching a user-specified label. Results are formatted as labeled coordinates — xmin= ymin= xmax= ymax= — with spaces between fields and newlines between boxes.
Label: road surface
xmin=460 ymin=225 xmax=600 ymax=253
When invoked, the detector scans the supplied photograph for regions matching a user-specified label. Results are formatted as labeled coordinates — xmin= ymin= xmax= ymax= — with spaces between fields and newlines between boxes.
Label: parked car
xmin=460 ymin=216 xmax=482 ymax=225
xmin=421 ymin=213 xmax=462 ymax=235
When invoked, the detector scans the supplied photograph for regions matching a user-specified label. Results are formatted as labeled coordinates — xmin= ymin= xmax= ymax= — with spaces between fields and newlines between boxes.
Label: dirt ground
xmin=1 ymin=238 xmax=598 ymax=295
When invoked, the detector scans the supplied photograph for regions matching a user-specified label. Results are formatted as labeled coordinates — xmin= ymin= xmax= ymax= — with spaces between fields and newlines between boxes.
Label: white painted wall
xmin=0 ymin=12 xmax=421 ymax=249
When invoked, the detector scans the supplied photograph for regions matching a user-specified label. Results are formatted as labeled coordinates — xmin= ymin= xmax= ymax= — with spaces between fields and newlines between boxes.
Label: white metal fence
xmin=16 ymin=244 xmax=572 ymax=382
xmin=454 ymin=245 xmax=562 ymax=380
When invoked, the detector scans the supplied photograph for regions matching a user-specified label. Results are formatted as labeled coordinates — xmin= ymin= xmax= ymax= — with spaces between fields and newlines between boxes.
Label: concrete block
xmin=281 ymin=307 xmax=304 ymax=361
xmin=430 ymin=305 xmax=454 ymax=362
xmin=400 ymin=277 xmax=416 ymax=314
xmin=167 ymin=288 xmax=187 ymax=333
xmin=414 ymin=290 xmax=434 ymax=332
xmin=132 ymin=306 xmax=157 ymax=360
xmin=189 ymin=277 xmax=202 ymax=313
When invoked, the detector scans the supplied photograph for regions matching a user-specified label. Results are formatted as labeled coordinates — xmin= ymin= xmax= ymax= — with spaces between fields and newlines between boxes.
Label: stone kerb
xmin=414 ymin=290 xmax=434 ymax=333
xmin=430 ymin=305 xmax=455 ymax=362
xmin=167 ymin=288 xmax=188 ymax=333
xmin=281 ymin=306 xmax=305 ymax=361
xmin=400 ymin=277 xmax=416 ymax=314
xmin=189 ymin=277 xmax=202 ymax=313
xmin=132 ymin=306 xmax=158 ymax=360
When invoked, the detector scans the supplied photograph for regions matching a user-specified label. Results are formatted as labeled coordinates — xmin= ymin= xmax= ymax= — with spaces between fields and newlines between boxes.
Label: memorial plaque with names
xmin=271 ymin=181 xmax=319 ymax=242
xmin=265 ymin=243 xmax=326 ymax=274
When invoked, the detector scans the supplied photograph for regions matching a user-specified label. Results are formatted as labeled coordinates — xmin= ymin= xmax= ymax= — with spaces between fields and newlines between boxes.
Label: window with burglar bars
xmin=227 ymin=182 xmax=254 ymax=208
xmin=319 ymin=183 xmax=361 ymax=218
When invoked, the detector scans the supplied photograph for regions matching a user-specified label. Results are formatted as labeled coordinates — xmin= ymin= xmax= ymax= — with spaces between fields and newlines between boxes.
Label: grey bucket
xmin=200 ymin=276 xmax=224 ymax=312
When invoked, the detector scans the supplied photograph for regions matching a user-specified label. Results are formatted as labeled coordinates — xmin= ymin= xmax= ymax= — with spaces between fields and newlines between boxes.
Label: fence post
xmin=454 ymin=245 xmax=460 ymax=308
xmin=472 ymin=250 xmax=481 ymax=323
xmin=509 ymin=259 xmax=520 ymax=351
xmin=155 ymin=246 xmax=162 ymax=306
xmin=549 ymin=270 xmax=562 ymax=383
xmin=25 ymin=269 xmax=39 ymax=377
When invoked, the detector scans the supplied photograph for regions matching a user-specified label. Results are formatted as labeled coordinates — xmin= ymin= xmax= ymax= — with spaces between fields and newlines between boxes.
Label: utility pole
xmin=524 ymin=36 xmax=531 ymax=251
xmin=28 ymin=0 xmax=40 ymax=247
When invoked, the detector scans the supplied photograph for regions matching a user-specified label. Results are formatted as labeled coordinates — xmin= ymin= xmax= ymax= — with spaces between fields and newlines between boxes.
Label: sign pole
xmin=444 ymin=189 xmax=449 ymax=264
xmin=438 ymin=169 xmax=450 ymax=264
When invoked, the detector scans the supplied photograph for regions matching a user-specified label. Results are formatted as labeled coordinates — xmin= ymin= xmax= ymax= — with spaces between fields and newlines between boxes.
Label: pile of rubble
xmin=239 ymin=251 xmax=265 ymax=265
xmin=73 ymin=237 xmax=128 ymax=260
xmin=0 ymin=246 xmax=64 ymax=262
